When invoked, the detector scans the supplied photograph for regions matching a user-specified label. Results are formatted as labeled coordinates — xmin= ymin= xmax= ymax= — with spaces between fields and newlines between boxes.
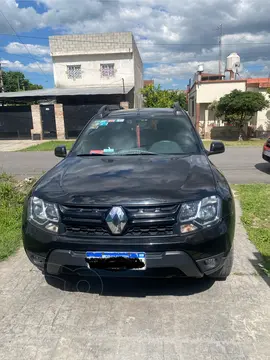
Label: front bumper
xmin=26 ymin=249 xmax=227 ymax=278
xmin=23 ymin=216 xmax=234 ymax=278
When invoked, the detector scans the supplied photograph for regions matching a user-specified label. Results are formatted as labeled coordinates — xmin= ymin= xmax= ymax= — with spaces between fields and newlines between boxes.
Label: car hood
xmin=34 ymin=155 xmax=217 ymax=205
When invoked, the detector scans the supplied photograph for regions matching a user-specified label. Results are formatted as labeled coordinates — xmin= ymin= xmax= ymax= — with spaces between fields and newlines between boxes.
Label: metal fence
xmin=0 ymin=106 xmax=33 ymax=139
xmin=63 ymin=104 xmax=103 ymax=138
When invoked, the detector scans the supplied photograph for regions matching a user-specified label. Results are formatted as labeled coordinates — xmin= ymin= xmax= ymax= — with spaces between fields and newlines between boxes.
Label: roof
xmin=188 ymin=79 xmax=246 ymax=92
xmin=144 ymin=80 xmax=154 ymax=87
xmin=246 ymin=78 xmax=270 ymax=84
xmin=201 ymin=73 xmax=225 ymax=77
xmin=0 ymin=86 xmax=134 ymax=100
xmin=189 ymin=75 xmax=270 ymax=93
xmin=247 ymin=78 xmax=270 ymax=88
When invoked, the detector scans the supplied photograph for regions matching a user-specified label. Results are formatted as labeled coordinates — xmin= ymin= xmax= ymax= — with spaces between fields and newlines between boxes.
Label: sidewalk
xmin=0 ymin=140 xmax=47 ymax=152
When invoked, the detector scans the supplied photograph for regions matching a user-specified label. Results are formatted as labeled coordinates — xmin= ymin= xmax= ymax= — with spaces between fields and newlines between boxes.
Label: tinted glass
xmin=72 ymin=114 xmax=200 ymax=155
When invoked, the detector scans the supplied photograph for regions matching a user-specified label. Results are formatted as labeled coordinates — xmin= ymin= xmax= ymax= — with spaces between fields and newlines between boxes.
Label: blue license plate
xmin=85 ymin=251 xmax=146 ymax=270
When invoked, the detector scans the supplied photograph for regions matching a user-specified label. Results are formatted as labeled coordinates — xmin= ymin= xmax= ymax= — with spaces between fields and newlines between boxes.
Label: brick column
xmin=54 ymin=104 xmax=66 ymax=140
xmin=120 ymin=101 xmax=129 ymax=110
xmin=31 ymin=105 xmax=43 ymax=140
xmin=196 ymin=103 xmax=200 ymax=132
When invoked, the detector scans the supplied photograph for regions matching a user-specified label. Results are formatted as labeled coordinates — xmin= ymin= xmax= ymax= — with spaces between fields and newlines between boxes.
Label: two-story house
xmin=49 ymin=32 xmax=143 ymax=108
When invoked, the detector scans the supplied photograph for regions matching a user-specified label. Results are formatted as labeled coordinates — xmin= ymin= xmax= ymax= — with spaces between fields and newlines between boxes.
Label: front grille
xmin=60 ymin=203 xmax=179 ymax=237
xmin=65 ymin=224 xmax=174 ymax=237
xmin=126 ymin=225 xmax=174 ymax=237
xmin=65 ymin=225 xmax=110 ymax=236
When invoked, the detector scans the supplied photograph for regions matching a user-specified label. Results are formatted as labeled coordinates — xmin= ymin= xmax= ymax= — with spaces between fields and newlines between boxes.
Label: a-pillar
xmin=31 ymin=104 xmax=43 ymax=140
xmin=196 ymin=103 xmax=200 ymax=132
xmin=54 ymin=104 xmax=66 ymax=139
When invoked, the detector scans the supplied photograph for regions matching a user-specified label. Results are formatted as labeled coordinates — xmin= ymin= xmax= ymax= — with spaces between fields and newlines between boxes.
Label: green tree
xmin=216 ymin=90 xmax=269 ymax=139
xmin=141 ymin=84 xmax=187 ymax=110
xmin=2 ymin=71 xmax=43 ymax=92
xmin=208 ymin=100 xmax=221 ymax=126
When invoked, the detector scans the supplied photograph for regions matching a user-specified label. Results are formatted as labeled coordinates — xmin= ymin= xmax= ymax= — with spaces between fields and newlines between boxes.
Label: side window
xmin=67 ymin=65 xmax=82 ymax=80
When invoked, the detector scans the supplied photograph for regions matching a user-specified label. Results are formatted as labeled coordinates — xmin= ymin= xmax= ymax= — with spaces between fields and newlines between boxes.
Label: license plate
xmin=85 ymin=251 xmax=146 ymax=270
xmin=264 ymin=150 xmax=270 ymax=157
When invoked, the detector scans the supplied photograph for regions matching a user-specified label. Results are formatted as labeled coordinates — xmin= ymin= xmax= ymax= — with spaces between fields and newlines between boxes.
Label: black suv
xmin=22 ymin=104 xmax=235 ymax=280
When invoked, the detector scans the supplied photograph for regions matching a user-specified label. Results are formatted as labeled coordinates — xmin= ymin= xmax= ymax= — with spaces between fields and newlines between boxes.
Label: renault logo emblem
xmin=106 ymin=206 xmax=128 ymax=234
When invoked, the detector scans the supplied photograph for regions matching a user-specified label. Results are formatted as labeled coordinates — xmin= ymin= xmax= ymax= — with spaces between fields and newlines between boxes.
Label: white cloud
xmin=1 ymin=59 xmax=53 ymax=73
xmin=145 ymin=61 xmax=220 ymax=79
xmin=5 ymin=42 xmax=50 ymax=57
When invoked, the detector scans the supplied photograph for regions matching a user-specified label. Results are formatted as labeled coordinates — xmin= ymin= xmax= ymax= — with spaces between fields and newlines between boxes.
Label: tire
xmin=207 ymin=247 xmax=234 ymax=280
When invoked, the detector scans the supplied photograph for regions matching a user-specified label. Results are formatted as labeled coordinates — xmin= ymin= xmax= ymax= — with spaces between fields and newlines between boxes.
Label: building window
xmin=100 ymin=63 xmax=115 ymax=78
xmin=67 ymin=65 xmax=82 ymax=80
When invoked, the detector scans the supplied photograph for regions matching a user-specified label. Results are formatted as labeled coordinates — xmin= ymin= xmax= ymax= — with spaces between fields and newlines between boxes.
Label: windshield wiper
xmin=115 ymin=150 xmax=158 ymax=155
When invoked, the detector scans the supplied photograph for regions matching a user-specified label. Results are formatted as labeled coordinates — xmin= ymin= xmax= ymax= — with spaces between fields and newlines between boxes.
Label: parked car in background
xmin=22 ymin=103 xmax=235 ymax=282
xmin=262 ymin=137 xmax=270 ymax=162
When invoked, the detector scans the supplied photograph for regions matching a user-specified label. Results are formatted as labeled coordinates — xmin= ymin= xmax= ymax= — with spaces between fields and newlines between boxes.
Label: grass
xmin=234 ymin=184 xmax=270 ymax=275
xmin=203 ymin=139 xmax=265 ymax=149
xmin=0 ymin=173 xmax=35 ymax=260
xmin=22 ymin=140 xmax=75 ymax=152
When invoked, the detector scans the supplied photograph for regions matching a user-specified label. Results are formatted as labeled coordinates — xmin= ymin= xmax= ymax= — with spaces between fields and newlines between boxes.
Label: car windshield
xmin=72 ymin=114 xmax=200 ymax=156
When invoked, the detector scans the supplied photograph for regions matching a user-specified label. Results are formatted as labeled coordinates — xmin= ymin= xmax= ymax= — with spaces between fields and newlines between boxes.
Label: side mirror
xmin=208 ymin=141 xmax=225 ymax=155
xmin=55 ymin=145 xmax=67 ymax=158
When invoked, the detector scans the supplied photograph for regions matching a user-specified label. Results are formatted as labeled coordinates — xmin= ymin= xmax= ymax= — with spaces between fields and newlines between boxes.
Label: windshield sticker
xmin=90 ymin=150 xmax=104 ymax=154
xmin=103 ymin=147 xmax=114 ymax=153
xmin=115 ymin=119 xmax=125 ymax=122
xmin=108 ymin=119 xmax=116 ymax=123
xmin=99 ymin=120 xmax=108 ymax=126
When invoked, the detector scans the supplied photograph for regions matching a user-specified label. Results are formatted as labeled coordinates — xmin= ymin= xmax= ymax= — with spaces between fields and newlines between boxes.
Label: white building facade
xmin=49 ymin=32 xmax=143 ymax=107
xmin=188 ymin=78 xmax=270 ymax=138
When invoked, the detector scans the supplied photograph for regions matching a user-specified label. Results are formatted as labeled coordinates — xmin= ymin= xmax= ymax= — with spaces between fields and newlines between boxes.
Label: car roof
xmin=105 ymin=107 xmax=185 ymax=118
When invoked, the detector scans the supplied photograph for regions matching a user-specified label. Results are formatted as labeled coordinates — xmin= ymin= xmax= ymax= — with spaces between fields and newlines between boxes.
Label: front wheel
xmin=207 ymin=247 xmax=234 ymax=280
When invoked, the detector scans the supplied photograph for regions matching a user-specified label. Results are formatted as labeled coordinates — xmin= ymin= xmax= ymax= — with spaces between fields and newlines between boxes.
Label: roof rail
xmin=97 ymin=104 xmax=123 ymax=118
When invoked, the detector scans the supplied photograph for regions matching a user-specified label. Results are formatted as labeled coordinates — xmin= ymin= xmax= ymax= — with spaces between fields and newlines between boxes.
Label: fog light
xmin=45 ymin=223 xmax=58 ymax=233
xmin=180 ymin=223 xmax=198 ymax=233
xmin=204 ymin=257 xmax=217 ymax=270
xmin=30 ymin=254 xmax=45 ymax=266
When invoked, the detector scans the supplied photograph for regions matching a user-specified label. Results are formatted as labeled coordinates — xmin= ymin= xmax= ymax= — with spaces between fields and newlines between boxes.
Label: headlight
xmin=28 ymin=196 xmax=59 ymax=233
xmin=179 ymin=195 xmax=221 ymax=233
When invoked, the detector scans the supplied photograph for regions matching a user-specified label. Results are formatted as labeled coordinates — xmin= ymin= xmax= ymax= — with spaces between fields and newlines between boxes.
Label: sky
xmin=1 ymin=0 xmax=270 ymax=90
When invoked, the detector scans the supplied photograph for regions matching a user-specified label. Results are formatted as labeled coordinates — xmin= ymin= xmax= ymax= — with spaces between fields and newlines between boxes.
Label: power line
xmin=1 ymin=33 xmax=270 ymax=47
xmin=0 ymin=5 xmax=49 ymax=79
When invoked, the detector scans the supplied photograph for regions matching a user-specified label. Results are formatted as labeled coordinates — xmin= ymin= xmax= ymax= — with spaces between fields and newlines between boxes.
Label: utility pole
xmin=217 ymin=24 xmax=223 ymax=75
xmin=0 ymin=62 xmax=4 ymax=93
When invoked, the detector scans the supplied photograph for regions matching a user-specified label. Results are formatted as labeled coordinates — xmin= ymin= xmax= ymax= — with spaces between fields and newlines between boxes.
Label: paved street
xmin=0 ymin=200 xmax=269 ymax=360
xmin=0 ymin=147 xmax=270 ymax=183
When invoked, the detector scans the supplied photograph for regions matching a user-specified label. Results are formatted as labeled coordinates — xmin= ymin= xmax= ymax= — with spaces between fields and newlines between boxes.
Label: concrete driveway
xmin=0 ymin=147 xmax=270 ymax=183
xmin=0 ymin=200 xmax=269 ymax=360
